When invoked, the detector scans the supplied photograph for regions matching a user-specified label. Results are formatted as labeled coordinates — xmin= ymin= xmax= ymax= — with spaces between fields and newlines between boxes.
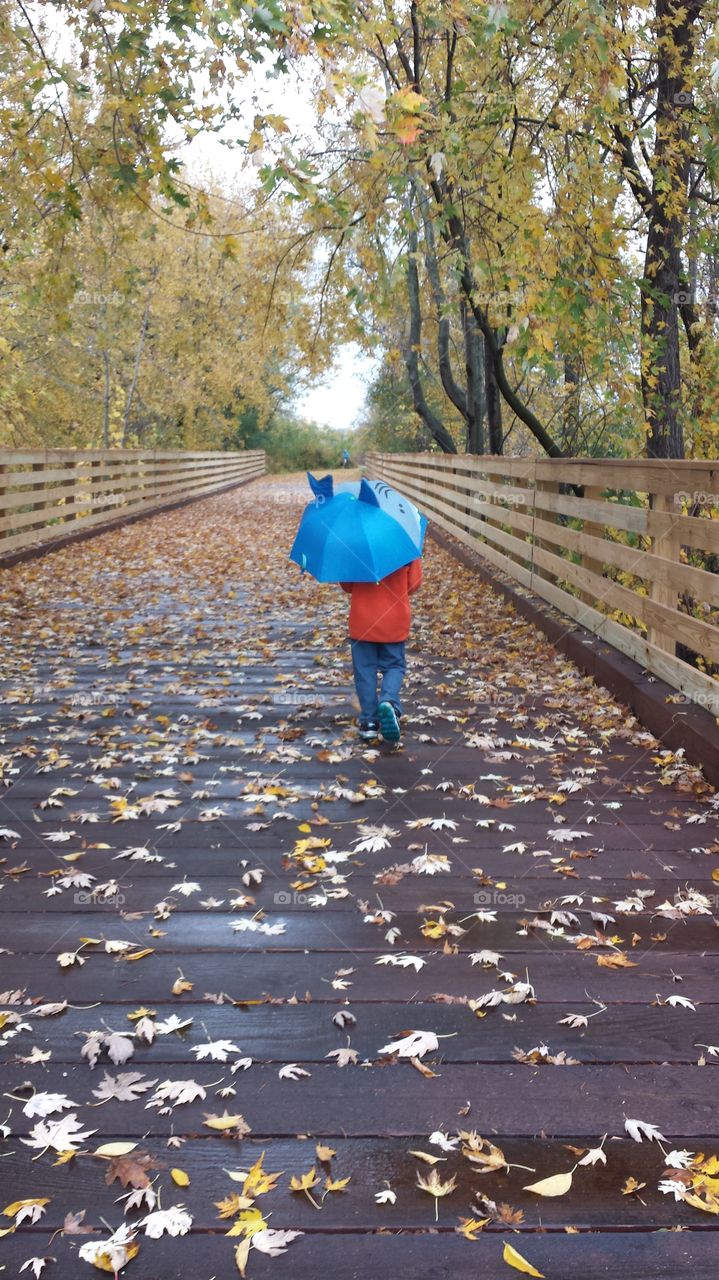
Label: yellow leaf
xmin=125 ymin=948 xmax=154 ymax=961
xmin=203 ymin=1112 xmax=250 ymax=1133
xmin=127 ymin=1007 xmax=156 ymax=1020
xmin=3 ymin=1198 xmax=50 ymax=1217
xmin=503 ymin=1241 xmax=545 ymax=1277
xmin=244 ymin=1151 xmax=283 ymax=1197
xmin=94 ymin=1142 xmax=137 ymax=1158
xmin=523 ymin=1170 xmax=573 ymax=1197
xmin=289 ymin=1169 xmax=319 ymax=1193
xmin=234 ymin=1238 xmax=251 ymax=1277
xmin=324 ymin=1175 xmax=351 ymax=1192
xmin=171 ymin=1168 xmax=190 ymax=1186
xmin=172 ymin=978 xmax=193 ymax=995
xmin=456 ymin=1216 xmax=490 ymax=1240
xmin=596 ymin=951 xmax=637 ymax=969
xmin=226 ymin=1208 xmax=267 ymax=1238
xmin=215 ymin=1193 xmax=252 ymax=1219
xmin=316 ymin=1143 xmax=336 ymax=1162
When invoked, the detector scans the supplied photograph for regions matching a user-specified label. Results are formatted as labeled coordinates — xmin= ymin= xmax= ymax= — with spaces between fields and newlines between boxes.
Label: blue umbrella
xmin=289 ymin=474 xmax=426 ymax=583
xmin=336 ymin=477 xmax=427 ymax=554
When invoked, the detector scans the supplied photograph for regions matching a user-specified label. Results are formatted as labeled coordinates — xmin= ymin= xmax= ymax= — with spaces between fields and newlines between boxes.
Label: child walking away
xmin=341 ymin=558 xmax=423 ymax=743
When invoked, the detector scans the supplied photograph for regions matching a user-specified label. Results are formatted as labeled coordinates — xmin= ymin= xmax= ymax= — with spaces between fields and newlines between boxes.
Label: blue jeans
xmin=351 ymin=640 xmax=406 ymax=722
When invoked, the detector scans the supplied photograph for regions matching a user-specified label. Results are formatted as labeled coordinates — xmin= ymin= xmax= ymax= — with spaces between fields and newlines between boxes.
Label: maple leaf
xmin=376 ymin=953 xmax=427 ymax=972
xmin=192 ymin=1039 xmax=242 ymax=1062
xmin=21 ymin=1113 xmax=96 ymax=1153
xmin=352 ymin=824 xmax=398 ymax=853
xmin=78 ymin=1224 xmax=139 ymax=1273
xmin=21 ymin=1092 xmax=76 ymax=1119
xmin=278 ymin=1063 xmax=311 ymax=1080
xmin=91 ymin=1072 xmax=157 ymax=1103
xmin=3 ymin=1199 xmax=50 ymax=1226
xmin=416 ymin=1167 xmax=457 ymax=1219
xmin=378 ymin=1029 xmax=440 ymax=1059
xmin=146 ymin=1079 xmax=207 ymax=1108
xmin=137 ymin=1206 xmax=192 ymax=1237
xmin=243 ymin=1152 xmax=284 ymax=1197
xmin=104 ymin=1151 xmax=163 ymax=1189
xmin=625 ymin=1118 xmax=666 ymax=1144
xmin=326 ymin=1047 xmax=358 ymax=1067
xmin=252 ymin=1228 xmax=303 ymax=1256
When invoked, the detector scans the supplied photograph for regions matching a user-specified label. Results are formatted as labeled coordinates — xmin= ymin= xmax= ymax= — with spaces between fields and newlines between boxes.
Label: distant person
xmin=341 ymin=448 xmax=350 ymax=468
xmin=340 ymin=558 xmax=423 ymax=743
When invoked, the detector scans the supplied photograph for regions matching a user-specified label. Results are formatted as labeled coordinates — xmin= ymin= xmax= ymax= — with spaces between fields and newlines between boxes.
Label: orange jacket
xmin=340 ymin=559 xmax=423 ymax=642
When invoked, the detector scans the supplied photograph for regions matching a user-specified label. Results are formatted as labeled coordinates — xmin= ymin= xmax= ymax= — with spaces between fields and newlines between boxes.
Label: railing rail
xmin=366 ymin=451 xmax=719 ymax=713
xmin=0 ymin=448 xmax=265 ymax=557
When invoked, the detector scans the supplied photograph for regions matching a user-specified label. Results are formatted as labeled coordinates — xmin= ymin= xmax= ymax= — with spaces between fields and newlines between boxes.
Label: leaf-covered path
xmin=1 ymin=475 xmax=718 ymax=1279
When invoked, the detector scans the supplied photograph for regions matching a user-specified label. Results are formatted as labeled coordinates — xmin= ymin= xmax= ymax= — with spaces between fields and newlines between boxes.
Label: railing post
xmin=579 ymin=483 xmax=606 ymax=609
xmin=0 ymin=463 xmax=6 ymax=544
xmin=532 ymin=472 xmax=559 ymax=585
xmin=31 ymin=460 xmax=47 ymax=530
xmin=647 ymin=491 xmax=679 ymax=653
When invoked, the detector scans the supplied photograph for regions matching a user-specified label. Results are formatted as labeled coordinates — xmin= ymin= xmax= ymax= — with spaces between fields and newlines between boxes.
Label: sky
xmin=180 ymin=55 xmax=378 ymax=433
xmin=296 ymin=343 xmax=378 ymax=431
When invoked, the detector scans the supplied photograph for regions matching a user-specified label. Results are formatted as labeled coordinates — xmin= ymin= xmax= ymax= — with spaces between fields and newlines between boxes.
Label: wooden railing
xmin=366 ymin=451 xmax=719 ymax=713
xmin=0 ymin=448 xmax=265 ymax=558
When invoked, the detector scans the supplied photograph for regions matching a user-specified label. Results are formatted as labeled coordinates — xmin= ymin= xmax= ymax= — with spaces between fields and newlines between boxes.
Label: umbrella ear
xmin=357 ymin=477 xmax=380 ymax=507
xmin=307 ymin=472 xmax=334 ymax=500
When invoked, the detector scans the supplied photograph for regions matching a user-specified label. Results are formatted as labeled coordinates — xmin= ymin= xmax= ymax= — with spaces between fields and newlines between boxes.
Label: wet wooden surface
xmin=1 ymin=476 xmax=718 ymax=1277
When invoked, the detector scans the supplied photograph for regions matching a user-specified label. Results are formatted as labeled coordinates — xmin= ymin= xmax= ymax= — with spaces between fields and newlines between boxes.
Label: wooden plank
xmin=2 ymin=947 xmax=717 ymax=1004
xmin=1 ymin=1134 xmax=716 ymax=1230
xmin=1 ymin=999 xmax=716 ymax=1063
xmin=3 ymin=1061 xmax=716 ymax=1138
xmin=0 ymin=1228 xmax=717 ymax=1280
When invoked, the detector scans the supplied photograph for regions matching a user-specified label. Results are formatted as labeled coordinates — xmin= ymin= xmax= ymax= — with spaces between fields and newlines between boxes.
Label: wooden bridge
xmin=1 ymin=453 xmax=718 ymax=1278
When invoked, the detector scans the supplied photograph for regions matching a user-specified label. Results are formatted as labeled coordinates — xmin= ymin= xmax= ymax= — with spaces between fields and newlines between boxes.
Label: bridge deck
xmin=1 ymin=475 xmax=718 ymax=1278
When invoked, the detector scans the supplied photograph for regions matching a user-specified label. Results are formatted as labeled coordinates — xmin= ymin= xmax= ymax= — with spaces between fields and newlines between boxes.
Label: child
xmin=340 ymin=558 xmax=423 ymax=743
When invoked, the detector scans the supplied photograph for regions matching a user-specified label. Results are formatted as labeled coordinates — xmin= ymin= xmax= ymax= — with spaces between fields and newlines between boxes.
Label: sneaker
xmin=378 ymin=701 xmax=401 ymax=743
xmin=358 ymin=720 xmax=379 ymax=741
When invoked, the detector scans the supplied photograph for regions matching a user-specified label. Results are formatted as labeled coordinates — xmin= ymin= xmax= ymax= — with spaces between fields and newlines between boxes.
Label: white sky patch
xmin=296 ymin=343 xmax=378 ymax=431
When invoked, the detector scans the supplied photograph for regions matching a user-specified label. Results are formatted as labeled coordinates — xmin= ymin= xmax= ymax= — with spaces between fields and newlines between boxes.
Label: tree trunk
xmin=641 ymin=0 xmax=705 ymax=459
xmin=484 ymin=335 xmax=503 ymax=455
xmin=404 ymin=226 xmax=457 ymax=453
xmin=101 ymin=349 xmax=111 ymax=449
xmin=462 ymin=301 xmax=486 ymax=453
xmin=123 ymin=299 xmax=151 ymax=445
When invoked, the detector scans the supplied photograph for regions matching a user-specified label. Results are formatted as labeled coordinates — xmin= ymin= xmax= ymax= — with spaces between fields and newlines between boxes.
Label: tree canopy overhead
xmin=2 ymin=0 xmax=719 ymax=459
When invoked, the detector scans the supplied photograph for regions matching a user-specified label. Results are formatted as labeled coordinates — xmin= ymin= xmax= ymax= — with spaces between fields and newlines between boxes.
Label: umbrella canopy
xmin=289 ymin=474 xmax=426 ymax=583
xmin=336 ymin=477 xmax=427 ymax=554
